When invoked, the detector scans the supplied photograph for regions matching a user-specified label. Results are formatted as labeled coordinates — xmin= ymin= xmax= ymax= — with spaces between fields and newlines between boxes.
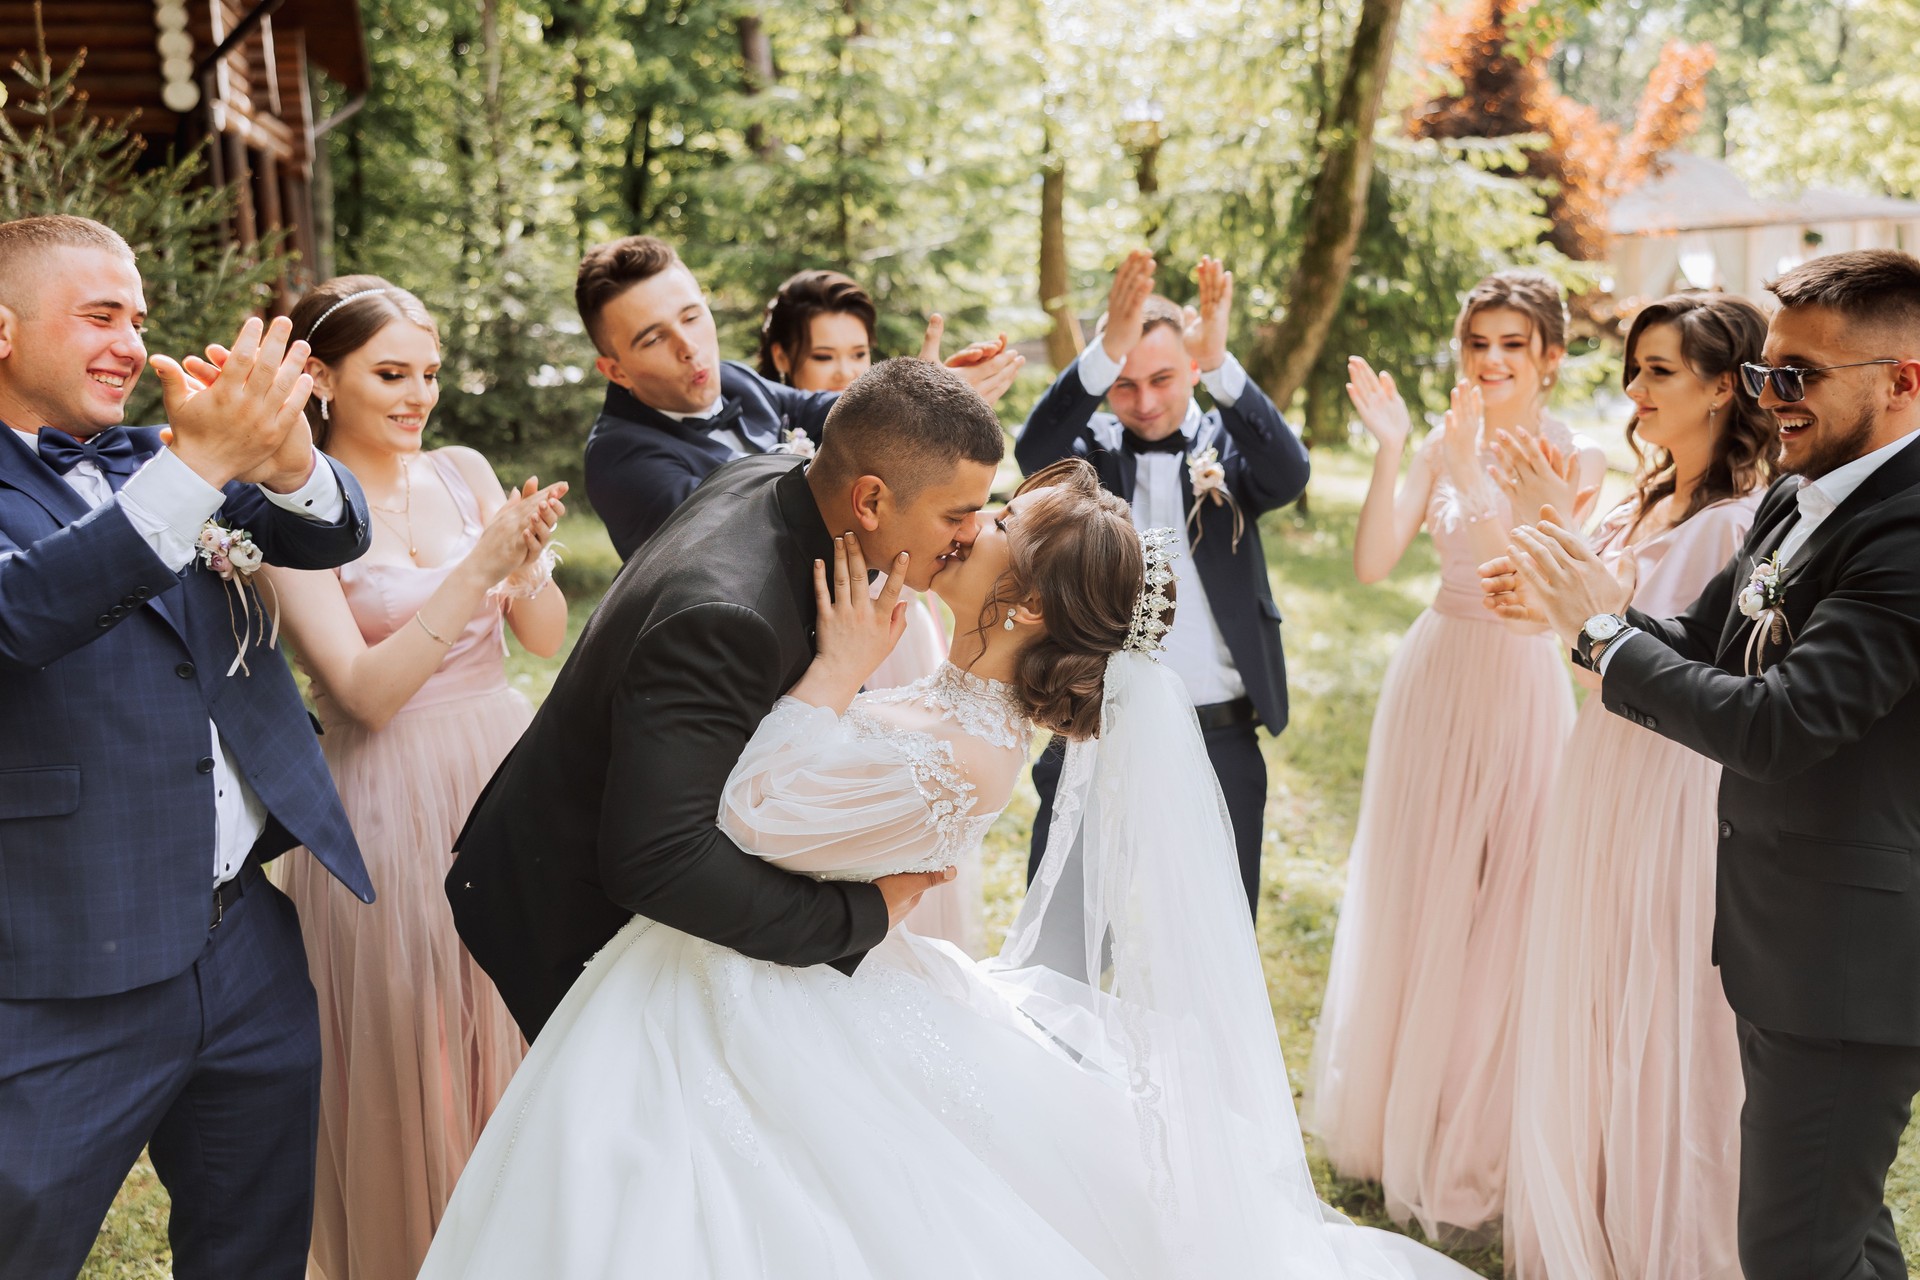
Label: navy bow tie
xmin=38 ymin=426 xmax=142 ymax=477
xmin=1122 ymin=430 xmax=1188 ymax=456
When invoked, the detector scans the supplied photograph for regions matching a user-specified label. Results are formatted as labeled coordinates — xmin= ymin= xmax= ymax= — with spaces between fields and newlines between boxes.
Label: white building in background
xmin=1608 ymin=151 xmax=1920 ymax=305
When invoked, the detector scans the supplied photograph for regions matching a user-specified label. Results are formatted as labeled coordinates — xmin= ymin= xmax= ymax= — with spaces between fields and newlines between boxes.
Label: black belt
xmin=211 ymin=860 xmax=263 ymax=930
xmin=1193 ymin=697 xmax=1258 ymax=731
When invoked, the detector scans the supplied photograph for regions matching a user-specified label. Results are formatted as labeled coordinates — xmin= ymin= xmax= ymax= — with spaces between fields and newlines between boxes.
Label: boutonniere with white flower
xmin=1185 ymin=446 xmax=1244 ymax=552
xmin=1737 ymin=550 xmax=1793 ymax=674
xmin=196 ymin=519 xmax=279 ymax=677
xmin=774 ymin=428 xmax=816 ymax=460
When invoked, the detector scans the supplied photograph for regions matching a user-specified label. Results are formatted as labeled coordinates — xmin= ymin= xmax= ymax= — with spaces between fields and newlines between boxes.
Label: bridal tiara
xmin=305 ymin=288 xmax=394 ymax=344
xmin=1123 ymin=527 xmax=1179 ymax=656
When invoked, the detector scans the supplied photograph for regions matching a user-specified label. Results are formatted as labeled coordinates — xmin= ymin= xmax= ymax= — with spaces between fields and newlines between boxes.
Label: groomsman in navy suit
xmin=0 ymin=216 xmax=373 ymax=1279
xmin=576 ymin=235 xmax=1023 ymax=558
xmin=1016 ymin=250 xmax=1309 ymax=916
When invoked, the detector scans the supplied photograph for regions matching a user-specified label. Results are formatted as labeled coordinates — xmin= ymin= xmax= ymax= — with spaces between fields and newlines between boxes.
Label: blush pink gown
xmin=279 ymin=451 xmax=532 ymax=1280
xmin=1307 ymin=421 xmax=1580 ymax=1241
xmin=1505 ymin=492 xmax=1759 ymax=1280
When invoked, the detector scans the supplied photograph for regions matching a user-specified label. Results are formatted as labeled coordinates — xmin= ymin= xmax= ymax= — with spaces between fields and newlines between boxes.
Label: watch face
xmin=1586 ymin=614 xmax=1623 ymax=642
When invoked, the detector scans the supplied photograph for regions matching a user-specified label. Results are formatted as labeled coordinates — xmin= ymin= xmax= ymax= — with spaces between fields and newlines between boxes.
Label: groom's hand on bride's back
xmin=877 ymin=867 xmax=957 ymax=927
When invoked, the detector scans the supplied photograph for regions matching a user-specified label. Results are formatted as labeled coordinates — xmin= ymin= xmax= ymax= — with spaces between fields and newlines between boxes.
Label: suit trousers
xmin=1735 ymin=1017 xmax=1920 ymax=1280
xmin=1028 ymin=717 xmax=1267 ymax=919
xmin=0 ymin=872 xmax=321 ymax=1280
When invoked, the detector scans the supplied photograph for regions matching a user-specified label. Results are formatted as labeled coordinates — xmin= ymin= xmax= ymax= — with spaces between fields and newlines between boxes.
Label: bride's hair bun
xmin=983 ymin=459 xmax=1175 ymax=740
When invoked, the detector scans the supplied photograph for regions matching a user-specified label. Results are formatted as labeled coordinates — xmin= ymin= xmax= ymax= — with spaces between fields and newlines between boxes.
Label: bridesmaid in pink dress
xmin=261 ymin=277 xmax=569 ymax=1280
xmin=1306 ymin=271 xmax=1606 ymax=1241
xmin=1503 ymin=294 xmax=1775 ymax=1280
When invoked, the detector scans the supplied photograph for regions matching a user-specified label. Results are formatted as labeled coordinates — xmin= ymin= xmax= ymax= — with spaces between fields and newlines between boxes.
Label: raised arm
xmin=1182 ymin=257 xmax=1309 ymax=513
xmin=1348 ymin=357 xmax=1436 ymax=583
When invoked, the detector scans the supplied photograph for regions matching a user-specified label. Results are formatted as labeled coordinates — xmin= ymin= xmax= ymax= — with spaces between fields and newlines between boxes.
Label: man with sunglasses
xmin=1483 ymin=248 xmax=1920 ymax=1280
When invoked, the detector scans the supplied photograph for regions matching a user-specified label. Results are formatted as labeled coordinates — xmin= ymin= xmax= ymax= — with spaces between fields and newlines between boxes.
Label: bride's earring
xmin=1003 ymin=608 xmax=1016 ymax=632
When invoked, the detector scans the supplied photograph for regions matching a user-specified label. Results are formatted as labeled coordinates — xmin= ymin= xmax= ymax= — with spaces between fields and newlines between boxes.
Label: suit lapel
xmin=1117 ymin=448 xmax=1139 ymax=504
xmin=0 ymin=426 xmax=189 ymax=642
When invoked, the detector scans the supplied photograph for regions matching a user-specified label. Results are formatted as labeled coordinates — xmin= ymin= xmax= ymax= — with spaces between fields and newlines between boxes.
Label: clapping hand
xmin=1345 ymin=356 xmax=1412 ymax=454
xmin=1096 ymin=248 xmax=1156 ymax=364
xmin=468 ymin=477 xmax=568 ymax=585
xmin=1440 ymin=382 xmax=1496 ymax=506
xmin=154 ymin=316 xmax=316 ymax=492
xmin=1489 ymin=430 xmax=1596 ymax=527
xmin=1182 ymin=255 xmax=1233 ymax=373
xmin=944 ymin=333 xmax=1023 ymax=405
xmin=1480 ymin=504 xmax=1632 ymax=644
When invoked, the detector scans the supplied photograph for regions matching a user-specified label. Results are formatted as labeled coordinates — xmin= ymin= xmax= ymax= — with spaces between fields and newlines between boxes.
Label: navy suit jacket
xmin=1014 ymin=356 xmax=1309 ymax=731
xmin=0 ymin=427 xmax=374 ymax=1000
xmin=583 ymin=362 xmax=836 ymax=559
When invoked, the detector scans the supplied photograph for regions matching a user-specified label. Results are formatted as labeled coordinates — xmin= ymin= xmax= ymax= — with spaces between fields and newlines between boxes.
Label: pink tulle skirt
xmin=1505 ymin=694 xmax=1743 ymax=1279
xmin=1306 ymin=608 xmax=1573 ymax=1240
xmin=279 ymin=685 xmax=532 ymax=1280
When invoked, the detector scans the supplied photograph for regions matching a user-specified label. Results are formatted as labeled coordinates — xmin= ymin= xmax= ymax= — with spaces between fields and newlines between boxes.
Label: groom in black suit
xmin=576 ymin=236 xmax=1021 ymax=558
xmin=1015 ymin=250 xmax=1309 ymax=916
xmin=1488 ymin=249 xmax=1920 ymax=1279
xmin=452 ymin=358 xmax=1005 ymax=1039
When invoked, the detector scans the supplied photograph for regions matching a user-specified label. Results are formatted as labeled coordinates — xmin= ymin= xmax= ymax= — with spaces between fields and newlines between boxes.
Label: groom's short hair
xmin=812 ymin=358 xmax=1004 ymax=502
xmin=1769 ymin=249 xmax=1920 ymax=343
xmin=0 ymin=216 xmax=135 ymax=317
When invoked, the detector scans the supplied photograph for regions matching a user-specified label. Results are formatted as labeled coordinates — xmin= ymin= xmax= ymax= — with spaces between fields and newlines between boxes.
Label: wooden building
xmin=0 ymin=0 xmax=370 ymax=290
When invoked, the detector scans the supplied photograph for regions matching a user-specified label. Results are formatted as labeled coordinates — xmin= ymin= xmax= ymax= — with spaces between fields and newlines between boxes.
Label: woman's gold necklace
xmin=368 ymin=459 xmax=419 ymax=559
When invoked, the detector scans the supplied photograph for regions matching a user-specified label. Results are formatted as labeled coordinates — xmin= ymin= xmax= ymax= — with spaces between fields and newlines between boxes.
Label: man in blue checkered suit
xmin=0 ymin=216 xmax=373 ymax=1279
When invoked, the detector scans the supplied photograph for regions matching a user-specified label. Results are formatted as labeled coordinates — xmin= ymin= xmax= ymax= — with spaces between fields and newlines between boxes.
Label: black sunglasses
xmin=1740 ymin=358 xmax=1901 ymax=403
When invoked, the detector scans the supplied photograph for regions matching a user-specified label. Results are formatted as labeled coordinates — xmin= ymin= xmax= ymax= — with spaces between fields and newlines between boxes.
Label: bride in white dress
xmin=420 ymin=459 xmax=1475 ymax=1280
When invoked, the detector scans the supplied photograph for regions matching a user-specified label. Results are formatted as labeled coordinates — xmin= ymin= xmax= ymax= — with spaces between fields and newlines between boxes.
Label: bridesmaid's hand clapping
xmin=1489 ymin=431 xmax=1596 ymax=530
xmin=1344 ymin=356 xmax=1412 ymax=455
xmin=467 ymin=477 xmax=567 ymax=586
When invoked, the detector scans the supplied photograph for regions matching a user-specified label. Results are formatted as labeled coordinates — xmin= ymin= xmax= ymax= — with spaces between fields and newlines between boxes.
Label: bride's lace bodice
xmin=719 ymin=663 xmax=1033 ymax=882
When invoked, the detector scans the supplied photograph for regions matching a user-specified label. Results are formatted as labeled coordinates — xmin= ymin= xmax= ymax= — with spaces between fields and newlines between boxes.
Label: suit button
xmin=108 ymin=605 xmax=129 ymax=619
xmin=195 ymin=757 xmax=215 ymax=774
xmin=1719 ymin=820 xmax=1734 ymax=839
xmin=1644 ymin=716 xmax=1658 ymax=730
xmin=95 ymin=614 xmax=113 ymax=628
xmin=132 ymin=586 xmax=151 ymax=601
xmin=175 ymin=662 xmax=196 ymax=680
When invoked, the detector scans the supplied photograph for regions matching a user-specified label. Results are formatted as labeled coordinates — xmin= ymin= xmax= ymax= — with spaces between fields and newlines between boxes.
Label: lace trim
xmin=860 ymin=662 xmax=1032 ymax=752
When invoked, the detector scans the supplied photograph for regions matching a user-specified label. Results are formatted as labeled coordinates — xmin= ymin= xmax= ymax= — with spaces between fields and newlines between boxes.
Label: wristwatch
xmin=1576 ymin=613 xmax=1629 ymax=670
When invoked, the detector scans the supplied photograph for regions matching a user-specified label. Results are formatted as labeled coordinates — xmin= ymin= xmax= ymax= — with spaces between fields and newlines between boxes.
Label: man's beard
xmin=1779 ymin=402 xmax=1876 ymax=481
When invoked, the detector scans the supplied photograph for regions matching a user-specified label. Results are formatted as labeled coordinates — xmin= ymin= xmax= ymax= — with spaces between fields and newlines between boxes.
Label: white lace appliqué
xmin=844 ymin=664 xmax=1032 ymax=870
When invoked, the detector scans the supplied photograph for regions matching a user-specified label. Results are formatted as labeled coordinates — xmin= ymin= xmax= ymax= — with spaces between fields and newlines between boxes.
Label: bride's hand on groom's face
xmin=788 ymin=534 xmax=910 ymax=714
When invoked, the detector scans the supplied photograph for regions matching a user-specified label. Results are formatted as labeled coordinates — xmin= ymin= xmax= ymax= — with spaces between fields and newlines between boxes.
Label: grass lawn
xmin=82 ymin=449 xmax=1920 ymax=1277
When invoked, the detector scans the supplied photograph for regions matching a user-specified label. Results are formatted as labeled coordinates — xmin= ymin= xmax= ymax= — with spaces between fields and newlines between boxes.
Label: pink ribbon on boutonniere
xmin=1735 ymin=550 xmax=1794 ymax=674
xmin=195 ymin=520 xmax=279 ymax=677
xmin=1186 ymin=446 xmax=1244 ymax=553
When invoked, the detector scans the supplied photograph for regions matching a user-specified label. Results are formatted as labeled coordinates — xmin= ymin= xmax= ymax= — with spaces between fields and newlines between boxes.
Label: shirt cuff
xmin=1077 ymin=340 xmax=1124 ymax=397
xmin=119 ymin=448 xmax=227 ymax=571
xmin=1595 ymin=627 xmax=1642 ymax=676
xmin=1198 ymin=353 xmax=1247 ymax=407
xmin=258 ymin=450 xmax=344 ymax=523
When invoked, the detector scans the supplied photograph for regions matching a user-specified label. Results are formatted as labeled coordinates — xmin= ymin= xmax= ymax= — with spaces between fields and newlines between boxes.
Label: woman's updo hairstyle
xmin=756 ymin=269 xmax=878 ymax=383
xmin=286 ymin=274 xmax=438 ymax=449
xmin=981 ymin=458 xmax=1174 ymax=741
xmin=1453 ymin=269 xmax=1570 ymax=365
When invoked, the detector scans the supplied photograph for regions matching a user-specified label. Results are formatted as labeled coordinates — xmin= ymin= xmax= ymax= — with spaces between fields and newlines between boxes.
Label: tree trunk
xmin=738 ymin=15 xmax=778 ymax=158
xmin=1038 ymin=128 xmax=1082 ymax=370
xmin=1252 ymin=0 xmax=1406 ymax=412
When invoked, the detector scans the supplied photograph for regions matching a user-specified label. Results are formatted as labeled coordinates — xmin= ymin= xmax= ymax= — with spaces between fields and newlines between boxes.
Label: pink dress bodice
xmin=1423 ymin=415 xmax=1579 ymax=623
xmin=313 ymin=451 xmax=509 ymax=725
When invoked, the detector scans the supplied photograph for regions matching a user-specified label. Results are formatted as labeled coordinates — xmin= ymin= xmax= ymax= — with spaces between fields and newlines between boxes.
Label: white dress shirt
xmin=1076 ymin=344 xmax=1250 ymax=707
xmin=658 ymin=397 xmax=750 ymax=459
xmin=1600 ymin=428 xmax=1920 ymax=674
xmin=14 ymin=427 xmax=345 ymax=886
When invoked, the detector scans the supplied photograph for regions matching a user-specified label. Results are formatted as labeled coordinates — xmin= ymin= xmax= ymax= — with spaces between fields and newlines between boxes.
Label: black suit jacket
xmin=1013 ymin=356 xmax=1309 ymax=730
xmin=449 ymin=454 xmax=887 ymax=1038
xmin=583 ymin=362 xmax=837 ymax=560
xmin=1604 ymin=437 xmax=1920 ymax=1044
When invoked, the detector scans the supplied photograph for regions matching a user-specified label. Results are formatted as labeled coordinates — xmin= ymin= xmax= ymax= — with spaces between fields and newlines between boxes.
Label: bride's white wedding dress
xmin=419 ymin=658 xmax=1476 ymax=1280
